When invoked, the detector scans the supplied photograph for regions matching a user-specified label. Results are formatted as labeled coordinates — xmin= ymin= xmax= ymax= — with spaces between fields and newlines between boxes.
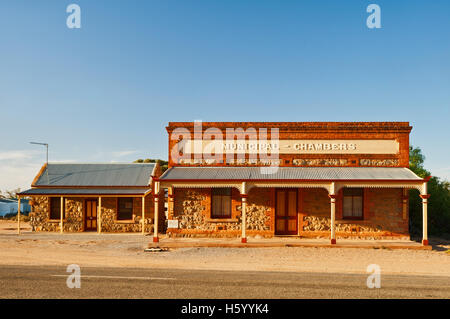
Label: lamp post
xmin=30 ymin=142 xmax=49 ymax=184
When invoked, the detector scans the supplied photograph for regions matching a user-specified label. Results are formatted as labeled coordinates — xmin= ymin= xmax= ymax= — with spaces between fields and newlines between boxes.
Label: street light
xmin=30 ymin=142 xmax=49 ymax=184
xmin=30 ymin=142 xmax=48 ymax=164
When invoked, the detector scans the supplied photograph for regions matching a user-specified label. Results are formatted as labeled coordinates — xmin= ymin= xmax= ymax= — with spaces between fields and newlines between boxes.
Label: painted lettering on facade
xmin=294 ymin=143 xmax=356 ymax=151
xmin=183 ymin=139 xmax=399 ymax=155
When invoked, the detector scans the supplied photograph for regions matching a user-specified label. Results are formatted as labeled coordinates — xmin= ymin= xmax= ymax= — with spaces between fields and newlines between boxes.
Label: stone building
xmin=159 ymin=122 xmax=431 ymax=245
xmin=18 ymin=163 xmax=165 ymax=234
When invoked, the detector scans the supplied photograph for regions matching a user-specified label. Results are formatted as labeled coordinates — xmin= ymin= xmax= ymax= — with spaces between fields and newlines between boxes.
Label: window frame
xmin=210 ymin=188 xmax=232 ymax=219
xmin=116 ymin=197 xmax=134 ymax=221
xmin=49 ymin=197 xmax=65 ymax=220
xmin=342 ymin=188 xmax=364 ymax=220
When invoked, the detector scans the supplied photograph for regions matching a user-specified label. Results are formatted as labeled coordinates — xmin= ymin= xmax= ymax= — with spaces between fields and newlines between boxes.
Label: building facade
xmin=16 ymin=122 xmax=431 ymax=245
xmin=18 ymin=163 xmax=165 ymax=234
xmin=159 ymin=122 xmax=430 ymax=244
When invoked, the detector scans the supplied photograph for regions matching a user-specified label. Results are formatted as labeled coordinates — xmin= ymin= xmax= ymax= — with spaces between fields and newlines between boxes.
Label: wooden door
xmin=275 ymin=189 xmax=298 ymax=235
xmin=85 ymin=199 xmax=98 ymax=231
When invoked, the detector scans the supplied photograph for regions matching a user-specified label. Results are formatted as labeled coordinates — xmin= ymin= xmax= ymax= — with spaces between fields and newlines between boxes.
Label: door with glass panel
xmin=275 ymin=189 xmax=298 ymax=235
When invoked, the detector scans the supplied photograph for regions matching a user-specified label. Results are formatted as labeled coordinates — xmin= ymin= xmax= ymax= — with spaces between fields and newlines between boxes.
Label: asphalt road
xmin=0 ymin=265 xmax=449 ymax=299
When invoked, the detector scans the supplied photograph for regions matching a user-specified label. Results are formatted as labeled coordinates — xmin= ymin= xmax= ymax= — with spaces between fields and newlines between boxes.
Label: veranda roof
xmin=18 ymin=188 xmax=151 ymax=196
xmin=159 ymin=166 xmax=423 ymax=182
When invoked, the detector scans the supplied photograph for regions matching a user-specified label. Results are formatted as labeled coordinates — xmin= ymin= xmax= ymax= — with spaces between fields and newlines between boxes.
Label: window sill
xmin=48 ymin=219 xmax=66 ymax=223
xmin=114 ymin=220 xmax=136 ymax=224
xmin=205 ymin=218 xmax=239 ymax=223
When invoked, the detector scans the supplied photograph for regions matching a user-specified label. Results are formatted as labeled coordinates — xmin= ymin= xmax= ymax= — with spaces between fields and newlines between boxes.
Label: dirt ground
xmin=1 ymin=220 xmax=449 ymax=277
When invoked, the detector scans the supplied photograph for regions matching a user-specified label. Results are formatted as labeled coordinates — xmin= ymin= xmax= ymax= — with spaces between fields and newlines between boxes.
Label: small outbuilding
xmin=18 ymin=163 xmax=165 ymax=237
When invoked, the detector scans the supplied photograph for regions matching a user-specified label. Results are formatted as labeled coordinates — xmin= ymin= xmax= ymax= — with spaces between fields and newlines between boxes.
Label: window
xmin=211 ymin=188 xmax=232 ymax=219
xmin=49 ymin=197 xmax=65 ymax=220
xmin=342 ymin=188 xmax=363 ymax=219
xmin=117 ymin=198 xmax=134 ymax=220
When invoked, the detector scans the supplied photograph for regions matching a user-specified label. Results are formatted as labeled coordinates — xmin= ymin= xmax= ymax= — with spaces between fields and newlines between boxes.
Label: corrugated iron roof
xmin=160 ymin=167 xmax=422 ymax=181
xmin=19 ymin=188 xmax=150 ymax=196
xmin=33 ymin=163 xmax=156 ymax=187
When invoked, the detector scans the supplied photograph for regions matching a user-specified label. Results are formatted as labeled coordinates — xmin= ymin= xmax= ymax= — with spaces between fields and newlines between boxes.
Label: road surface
xmin=0 ymin=265 xmax=449 ymax=299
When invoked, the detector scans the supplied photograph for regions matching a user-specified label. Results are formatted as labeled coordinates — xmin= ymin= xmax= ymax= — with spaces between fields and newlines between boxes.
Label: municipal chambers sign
xmin=183 ymin=139 xmax=399 ymax=154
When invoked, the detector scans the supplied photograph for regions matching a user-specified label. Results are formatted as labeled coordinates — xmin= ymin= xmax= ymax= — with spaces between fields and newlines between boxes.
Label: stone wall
xmin=29 ymin=196 xmax=84 ymax=232
xmin=245 ymin=187 xmax=272 ymax=231
xmin=63 ymin=198 xmax=84 ymax=232
xmin=168 ymin=187 xmax=273 ymax=237
xmin=29 ymin=194 xmax=165 ymax=233
xmin=300 ymin=188 xmax=408 ymax=239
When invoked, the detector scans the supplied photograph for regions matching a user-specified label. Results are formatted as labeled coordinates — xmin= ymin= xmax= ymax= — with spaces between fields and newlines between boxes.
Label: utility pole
xmin=30 ymin=142 xmax=49 ymax=184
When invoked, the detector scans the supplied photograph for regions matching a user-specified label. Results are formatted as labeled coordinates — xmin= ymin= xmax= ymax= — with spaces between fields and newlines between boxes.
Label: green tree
xmin=409 ymin=146 xmax=450 ymax=239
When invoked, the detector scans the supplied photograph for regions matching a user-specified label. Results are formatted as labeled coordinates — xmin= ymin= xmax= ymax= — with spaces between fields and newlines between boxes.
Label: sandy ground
xmin=1 ymin=220 xmax=449 ymax=277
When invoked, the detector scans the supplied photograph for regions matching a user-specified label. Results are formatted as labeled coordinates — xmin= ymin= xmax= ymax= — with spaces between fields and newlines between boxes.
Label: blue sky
xmin=0 ymin=0 xmax=449 ymax=191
